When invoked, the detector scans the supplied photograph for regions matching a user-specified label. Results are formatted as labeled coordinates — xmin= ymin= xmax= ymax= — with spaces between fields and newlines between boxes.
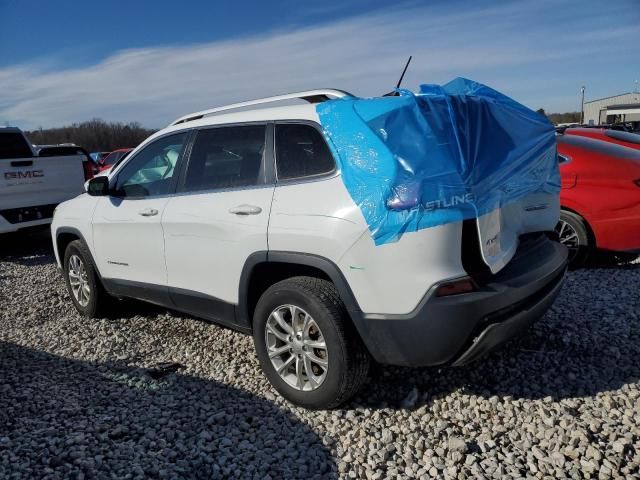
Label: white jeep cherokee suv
xmin=52 ymin=89 xmax=568 ymax=408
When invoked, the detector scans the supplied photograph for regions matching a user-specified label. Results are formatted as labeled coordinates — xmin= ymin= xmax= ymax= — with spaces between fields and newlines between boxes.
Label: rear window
xmin=0 ymin=132 xmax=33 ymax=159
xmin=605 ymin=130 xmax=640 ymax=145
xmin=557 ymin=135 xmax=640 ymax=160
xmin=275 ymin=124 xmax=335 ymax=180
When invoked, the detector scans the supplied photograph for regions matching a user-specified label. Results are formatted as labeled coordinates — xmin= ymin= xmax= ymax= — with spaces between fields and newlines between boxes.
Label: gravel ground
xmin=1 ymin=229 xmax=639 ymax=479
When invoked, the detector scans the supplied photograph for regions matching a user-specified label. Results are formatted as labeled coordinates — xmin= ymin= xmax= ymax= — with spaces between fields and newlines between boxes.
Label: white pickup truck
xmin=0 ymin=127 xmax=91 ymax=234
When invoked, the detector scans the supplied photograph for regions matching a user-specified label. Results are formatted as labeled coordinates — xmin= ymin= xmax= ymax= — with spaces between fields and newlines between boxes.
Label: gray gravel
xmin=1 ymin=229 xmax=639 ymax=479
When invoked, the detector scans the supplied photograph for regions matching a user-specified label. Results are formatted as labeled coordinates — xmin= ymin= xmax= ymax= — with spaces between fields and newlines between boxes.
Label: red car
xmin=98 ymin=148 xmax=133 ymax=172
xmin=564 ymin=128 xmax=640 ymax=150
xmin=556 ymin=134 xmax=640 ymax=266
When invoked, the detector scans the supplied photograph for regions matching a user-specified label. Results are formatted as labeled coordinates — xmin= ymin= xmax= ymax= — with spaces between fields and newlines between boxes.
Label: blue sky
xmin=1 ymin=0 xmax=638 ymax=129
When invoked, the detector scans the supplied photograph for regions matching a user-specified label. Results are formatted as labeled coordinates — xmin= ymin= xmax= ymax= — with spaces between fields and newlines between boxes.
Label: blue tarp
xmin=316 ymin=77 xmax=560 ymax=245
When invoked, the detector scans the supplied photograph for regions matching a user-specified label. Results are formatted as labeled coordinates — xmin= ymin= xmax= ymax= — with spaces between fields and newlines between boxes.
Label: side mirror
xmin=87 ymin=176 xmax=110 ymax=196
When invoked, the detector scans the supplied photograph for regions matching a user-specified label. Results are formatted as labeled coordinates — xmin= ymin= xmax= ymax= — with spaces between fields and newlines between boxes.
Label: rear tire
xmin=555 ymin=210 xmax=591 ymax=268
xmin=253 ymin=276 xmax=370 ymax=409
xmin=63 ymin=240 xmax=112 ymax=318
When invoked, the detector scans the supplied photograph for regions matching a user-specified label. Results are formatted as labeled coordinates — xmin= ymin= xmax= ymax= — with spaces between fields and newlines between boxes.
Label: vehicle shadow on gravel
xmin=0 ymin=341 xmax=337 ymax=479
xmin=355 ymin=267 xmax=640 ymax=410
xmin=0 ymin=228 xmax=55 ymax=266
xmin=583 ymin=250 xmax=640 ymax=270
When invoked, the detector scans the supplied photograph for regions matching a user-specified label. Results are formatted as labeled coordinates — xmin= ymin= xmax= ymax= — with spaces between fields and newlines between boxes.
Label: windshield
xmin=103 ymin=152 xmax=120 ymax=165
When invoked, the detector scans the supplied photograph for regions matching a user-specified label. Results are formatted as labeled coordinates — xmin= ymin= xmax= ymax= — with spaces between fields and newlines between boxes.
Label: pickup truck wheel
xmin=555 ymin=210 xmax=590 ymax=268
xmin=253 ymin=276 xmax=370 ymax=409
xmin=63 ymin=240 xmax=111 ymax=318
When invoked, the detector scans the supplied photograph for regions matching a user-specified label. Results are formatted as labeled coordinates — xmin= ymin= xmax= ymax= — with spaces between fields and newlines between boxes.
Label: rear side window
xmin=275 ymin=124 xmax=335 ymax=180
xmin=183 ymin=125 xmax=267 ymax=192
xmin=0 ymin=132 xmax=33 ymax=159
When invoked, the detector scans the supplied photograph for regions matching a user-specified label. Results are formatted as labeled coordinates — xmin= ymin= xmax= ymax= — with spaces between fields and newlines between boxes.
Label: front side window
xmin=275 ymin=124 xmax=335 ymax=180
xmin=182 ymin=125 xmax=266 ymax=192
xmin=114 ymin=132 xmax=188 ymax=198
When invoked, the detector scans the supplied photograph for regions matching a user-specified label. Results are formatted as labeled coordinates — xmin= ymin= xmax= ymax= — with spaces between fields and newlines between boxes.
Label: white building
xmin=583 ymin=92 xmax=640 ymax=126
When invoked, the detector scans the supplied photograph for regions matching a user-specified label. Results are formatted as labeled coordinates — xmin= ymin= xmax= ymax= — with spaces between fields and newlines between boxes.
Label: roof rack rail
xmin=170 ymin=89 xmax=354 ymax=126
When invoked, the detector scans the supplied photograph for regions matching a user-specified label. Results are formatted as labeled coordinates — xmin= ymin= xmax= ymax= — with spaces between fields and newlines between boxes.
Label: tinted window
xmin=605 ymin=130 xmax=640 ymax=145
xmin=114 ymin=132 xmax=188 ymax=198
xmin=0 ymin=132 xmax=33 ymax=159
xmin=183 ymin=125 xmax=266 ymax=192
xmin=275 ymin=124 xmax=335 ymax=180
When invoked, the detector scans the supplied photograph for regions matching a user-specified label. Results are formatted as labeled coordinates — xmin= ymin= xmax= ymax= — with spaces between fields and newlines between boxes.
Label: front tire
xmin=253 ymin=277 xmax=370 ymax=409
xmin=63 ymin=240 xmax=111 ymax=318
xmin=555 ymin=210 xmax=591 ymax=268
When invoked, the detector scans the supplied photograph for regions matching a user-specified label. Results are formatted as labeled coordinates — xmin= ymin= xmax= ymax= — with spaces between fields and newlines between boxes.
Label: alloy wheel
xmin=68 ymin=254 xmax=91 ymax=307
xmin=265 ymin=304 xmax=328 ymax=391
xmin=555 ymin=219 xmax=580 ymax=263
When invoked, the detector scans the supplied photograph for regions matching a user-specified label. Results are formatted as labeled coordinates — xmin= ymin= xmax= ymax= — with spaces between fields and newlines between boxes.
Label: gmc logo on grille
xmin=4 ymin=170 xmax=44 ymax=179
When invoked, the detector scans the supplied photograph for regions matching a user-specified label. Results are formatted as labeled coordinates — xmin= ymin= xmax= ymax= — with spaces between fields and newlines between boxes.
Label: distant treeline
xmin=25 ymin=119 xmax=156 ymax=153
xmin=536 ymin=109 xmax=582 ymax=125
xmin=546 ymin=112 xmax=581 ymax=124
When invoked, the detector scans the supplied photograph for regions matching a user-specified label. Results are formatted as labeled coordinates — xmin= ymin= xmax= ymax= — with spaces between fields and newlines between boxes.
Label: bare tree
xmin=25 ymin=119 xmax=156 ymax=152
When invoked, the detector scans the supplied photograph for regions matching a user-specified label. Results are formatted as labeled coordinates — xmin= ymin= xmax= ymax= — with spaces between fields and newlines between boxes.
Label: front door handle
xmin=229 ymin=204 xmax=262 ymax=215
xmin=138 ymin=208 xmax=159 ymax=217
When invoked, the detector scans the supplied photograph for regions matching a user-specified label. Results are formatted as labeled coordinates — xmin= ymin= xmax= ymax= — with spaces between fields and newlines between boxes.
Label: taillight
xmin=82 ymin=160 xmax=95 ymax=181
xmin=435 ymin=278 xmax=476 ymax=297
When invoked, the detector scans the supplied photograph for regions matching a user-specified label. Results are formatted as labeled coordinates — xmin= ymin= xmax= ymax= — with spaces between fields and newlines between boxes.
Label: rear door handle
xmin=138 ymin=208 xmax=159 ymax=217
xmin=229 ymin=204 xmax=262 ymax=215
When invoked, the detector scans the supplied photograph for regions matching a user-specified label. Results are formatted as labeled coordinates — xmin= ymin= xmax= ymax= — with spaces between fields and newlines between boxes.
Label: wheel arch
xmin=55 ymin=227 xmax=104 ymax=279
xmin=560 ymin=205 xmax=597 ymax=248
xmin=238 ymin=251 xmax=364 ymax=331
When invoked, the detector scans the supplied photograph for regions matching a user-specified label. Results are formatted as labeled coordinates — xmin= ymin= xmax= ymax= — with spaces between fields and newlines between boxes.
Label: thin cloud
xmin=0 ymin=1 xmax=637 ymax=129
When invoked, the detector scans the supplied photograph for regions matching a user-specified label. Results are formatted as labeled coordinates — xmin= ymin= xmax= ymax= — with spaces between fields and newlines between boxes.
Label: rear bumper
xmin=356 ymin=235 xmax=568 ymax=366
xmin=0 ymin=203 xmax=57 ymax=234
xmin=0 ymin=214 xmax=52 ymax=234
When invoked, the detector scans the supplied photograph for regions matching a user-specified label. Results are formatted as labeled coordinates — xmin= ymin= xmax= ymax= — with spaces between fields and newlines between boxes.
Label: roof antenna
xmin=383 ymin=56 xmax=412 ymax=96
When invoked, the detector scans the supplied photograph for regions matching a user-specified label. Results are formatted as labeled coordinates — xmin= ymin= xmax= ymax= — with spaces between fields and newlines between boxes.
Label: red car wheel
xmin=555 ymin=210 xmax=591 ymax=268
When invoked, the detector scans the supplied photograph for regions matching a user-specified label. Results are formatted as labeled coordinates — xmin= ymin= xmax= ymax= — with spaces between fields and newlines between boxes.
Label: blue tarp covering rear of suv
xmin=316 ymin=77 xmax=560 ymax=245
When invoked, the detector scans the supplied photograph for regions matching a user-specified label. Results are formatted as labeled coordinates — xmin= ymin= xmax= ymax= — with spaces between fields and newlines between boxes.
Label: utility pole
xmin=580 ymin=86 xmax=586 ymax=125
